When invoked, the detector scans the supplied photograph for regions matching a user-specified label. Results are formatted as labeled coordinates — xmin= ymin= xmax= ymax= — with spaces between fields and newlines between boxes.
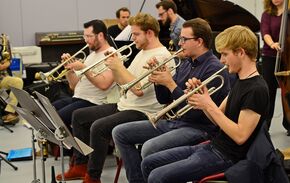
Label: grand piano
xmin=160 ymin=0 xmax=260 ymax=59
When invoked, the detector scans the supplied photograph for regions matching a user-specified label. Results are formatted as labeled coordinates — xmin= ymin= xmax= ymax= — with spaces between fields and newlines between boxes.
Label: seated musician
xmin=112 ymin=18 xmax=231 ymax=183
xmin=52 ymin=19 xmax=116 ymax=134
xmin=0 ymin=36 xmax=23 ymax=124
xmin=55 ymin=13 xmax=175 ymax=183
xmin=141 ymin=25 xmax=269 ymax=183
xmin=107 ymin=7 xmax=131 ymax=39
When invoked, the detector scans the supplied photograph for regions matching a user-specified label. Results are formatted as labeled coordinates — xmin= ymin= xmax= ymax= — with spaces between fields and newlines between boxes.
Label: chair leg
xmin=114 ymin=157 xmax=123 ymax=183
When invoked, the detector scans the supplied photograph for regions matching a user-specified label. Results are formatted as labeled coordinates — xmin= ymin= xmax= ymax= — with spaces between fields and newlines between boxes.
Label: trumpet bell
xmin=146 ymin=112 xmax=158 ymax=129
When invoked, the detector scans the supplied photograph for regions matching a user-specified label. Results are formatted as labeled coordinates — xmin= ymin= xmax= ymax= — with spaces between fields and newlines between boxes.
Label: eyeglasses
xmin=83 ymin=34 xmax=97 ymax=39
xmin=179 ymin=36 xmax=197 ymax=44
xmin=158 ymin=11 xmax=167 ymax=17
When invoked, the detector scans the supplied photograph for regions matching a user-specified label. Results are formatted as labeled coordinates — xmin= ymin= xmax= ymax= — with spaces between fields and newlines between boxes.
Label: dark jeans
xmin=71 ymin=103 xmax=147 ymax=179
xmin=141 ymin=143 xmax=233 ymax=183
xmin=52 ymin=97 xmax=96 ymax=131
xmin=262 ymin=56 xmax=278 ymax=128
xmin=112 ymin=120 xmax=209 ymax=183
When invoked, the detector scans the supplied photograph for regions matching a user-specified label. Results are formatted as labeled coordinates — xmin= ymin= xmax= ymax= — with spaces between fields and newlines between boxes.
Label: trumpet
xmin=146 ymin=65 xmax=228 ymax=128
xmin=35 ymin=44 xmax=88 ymax=83
xmin=119 ymin=48 xmax=184 ymax=97
xmin=74 ymin=42 xmax=135 ymax=78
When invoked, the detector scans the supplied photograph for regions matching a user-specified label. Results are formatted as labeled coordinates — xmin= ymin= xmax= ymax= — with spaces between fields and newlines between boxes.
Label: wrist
xmin=270 ymin=42 xmax=275 ymax=47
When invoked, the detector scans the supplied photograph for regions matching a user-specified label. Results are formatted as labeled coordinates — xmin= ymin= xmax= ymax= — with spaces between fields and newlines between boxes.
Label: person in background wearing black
xmin=108 ymin=7 xmax=131 ymax=39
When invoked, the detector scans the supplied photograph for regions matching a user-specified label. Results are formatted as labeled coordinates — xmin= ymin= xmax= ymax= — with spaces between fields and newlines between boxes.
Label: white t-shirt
xmin=118 ymin=46 xmax=174 ymax=114
xmin=73 ymin=47 xmax=116 ymax=105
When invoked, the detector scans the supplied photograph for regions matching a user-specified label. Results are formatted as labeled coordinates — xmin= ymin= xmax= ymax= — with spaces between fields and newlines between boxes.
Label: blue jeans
xmin=52 ymin=97 xmax=95 ymax=131
xmin=141 ymin=143 xmax=233 ymax=183
xmin=112 ymin=119 xmax=209 ymax=183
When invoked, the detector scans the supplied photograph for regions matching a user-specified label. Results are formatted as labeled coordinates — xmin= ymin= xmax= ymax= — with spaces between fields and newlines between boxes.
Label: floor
xmin=0 ymin=89 xmax=289 ymax=183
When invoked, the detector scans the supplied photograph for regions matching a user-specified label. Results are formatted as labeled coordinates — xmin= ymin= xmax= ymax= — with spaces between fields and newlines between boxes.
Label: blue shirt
xmin=154 ymin=50 xmax=230 ymax=136
xmin=170 ymin=15 xmax=185 ymax=51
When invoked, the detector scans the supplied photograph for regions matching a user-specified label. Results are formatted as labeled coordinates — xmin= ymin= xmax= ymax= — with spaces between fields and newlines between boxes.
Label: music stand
xmin=35 ymin=91 xmax=93 ymax=182
xmin=0 ymin=89 xmax=14 ymax=133
xmin=0 ymin=89 xmax=17 ymax=174
xmin=13 ymin=106 xmax=58 ymax=183
xmin=11 ymin=88 xmax=93 ymax=182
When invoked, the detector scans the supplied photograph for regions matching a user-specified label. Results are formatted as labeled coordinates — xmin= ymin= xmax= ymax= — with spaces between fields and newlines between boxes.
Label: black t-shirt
xmin=212 ymin=75 xmax=269 ymax=163
xmin=108 ymin=25 xmax=122 ymax=39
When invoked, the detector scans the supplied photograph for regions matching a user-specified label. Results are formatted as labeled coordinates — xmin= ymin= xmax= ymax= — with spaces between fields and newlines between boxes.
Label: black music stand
xmin=11 ymin=87 xmax=93 ymax=183
xmin=0 ymin=89 xmax=17 ymax=174
xmin=0 ymin=89 xmax=14 ymax=133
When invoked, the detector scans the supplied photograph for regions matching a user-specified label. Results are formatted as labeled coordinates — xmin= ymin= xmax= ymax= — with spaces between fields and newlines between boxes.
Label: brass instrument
xmin=0 ymin=34 xmax=12 ymax=63
xmin=74 ymin=42 xmax=135 ymax=78
xmin=146 ymin=65 xmax=228 ymax=128
xmin=119 ymin=48 xmax=184 ymax=97
xmin=35 ymin=44 xmax=88 ymax=83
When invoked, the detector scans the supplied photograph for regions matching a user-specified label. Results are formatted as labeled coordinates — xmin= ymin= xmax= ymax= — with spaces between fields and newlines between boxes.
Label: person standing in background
xmin=156 ymin=0 xmax=185 ymax=51
xmin=108 ymin=7 xmax=131 ymax=39
xmin=260 ymin=0 xmax=283 ymax=130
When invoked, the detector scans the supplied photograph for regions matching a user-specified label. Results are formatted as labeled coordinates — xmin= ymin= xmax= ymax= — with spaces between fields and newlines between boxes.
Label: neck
xmin=238 ymin=60 xmax=258 ymax=79
xmin=143 ymin=39 xmax=163 ymax=50
xmin=191 ymin=48 xmax=208 ymax=60
xmin=170 ymin=14 xmax=178 ymax=25
xmin=94 ymin=42 xmax=110 ymax=53
xmin=118 ymin=23 xmax=125 ymax=30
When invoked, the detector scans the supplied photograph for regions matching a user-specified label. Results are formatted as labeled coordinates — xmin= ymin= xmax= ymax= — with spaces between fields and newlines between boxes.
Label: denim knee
xmin=141 ymin=139 xmax=158 ymax=158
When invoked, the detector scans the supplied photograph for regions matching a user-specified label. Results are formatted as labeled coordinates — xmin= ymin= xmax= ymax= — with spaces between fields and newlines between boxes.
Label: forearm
xmin=264 ymin=34 xmax=275 ymax=47
xmin=84 ymin=70 xmax=114 ymax=90
xmin=66 ymin=70 xmax=79 ymax=90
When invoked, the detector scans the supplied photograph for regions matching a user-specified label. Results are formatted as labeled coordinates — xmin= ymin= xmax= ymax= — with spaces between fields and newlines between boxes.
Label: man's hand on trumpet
xmin=186 ymin=78 xmax=214 ymax=110
xmin=148 ymin=62 xmax=177 ymax=92
xmin=104 ymin=52 xmax=124 ymax=71
xmin=61 ymin=53 xmax=85 ymax=71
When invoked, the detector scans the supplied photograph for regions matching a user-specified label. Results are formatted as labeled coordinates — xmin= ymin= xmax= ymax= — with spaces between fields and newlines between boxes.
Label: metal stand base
xmin=0 ymin=151 xmax=18 ymax=174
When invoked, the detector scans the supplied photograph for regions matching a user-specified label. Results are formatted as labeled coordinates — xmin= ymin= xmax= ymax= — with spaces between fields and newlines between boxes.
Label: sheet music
xmin=115 ymin=25 xmax=132 ymax=41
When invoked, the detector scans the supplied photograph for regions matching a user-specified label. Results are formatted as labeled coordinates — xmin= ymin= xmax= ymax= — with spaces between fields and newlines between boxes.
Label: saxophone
xmin=0 ymin=34 xmax=12 ymax=63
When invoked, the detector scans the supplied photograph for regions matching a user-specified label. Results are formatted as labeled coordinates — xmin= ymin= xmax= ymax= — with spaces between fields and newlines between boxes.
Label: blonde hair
xmin=128 ymin=13 xmax=160 ymax=37
xmin=215 ymin=25 xmax=258 ymax=60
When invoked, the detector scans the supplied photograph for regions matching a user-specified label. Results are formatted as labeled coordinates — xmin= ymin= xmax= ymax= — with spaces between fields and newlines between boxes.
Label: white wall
xmin=0 ymin=0 xmax=262 ymax=47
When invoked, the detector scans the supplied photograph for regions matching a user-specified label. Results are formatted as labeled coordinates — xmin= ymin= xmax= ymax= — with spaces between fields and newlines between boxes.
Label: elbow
xmin=234 ymin=136 xmax=248 ymax=145
xmin=98 ymin=83 xmax=112 ymax=91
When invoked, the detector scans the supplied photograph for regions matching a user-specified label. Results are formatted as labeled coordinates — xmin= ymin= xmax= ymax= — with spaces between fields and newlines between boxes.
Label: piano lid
xmin=174 ymin=0 xmax=260 ymax=32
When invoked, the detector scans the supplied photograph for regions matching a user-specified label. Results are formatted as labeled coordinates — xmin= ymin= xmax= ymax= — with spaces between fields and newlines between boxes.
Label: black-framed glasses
xmin=179 ymin=36 xmax=197 ymax=44
xmin=158 ymin=10 xmax=167 ymax=17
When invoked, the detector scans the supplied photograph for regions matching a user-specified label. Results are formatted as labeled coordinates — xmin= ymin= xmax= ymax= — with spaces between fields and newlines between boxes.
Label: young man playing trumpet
xmin=57 ymin=13 xmax=175 ymax=183
xmin=52 ymin=19 xmax=116 ymax=134
xmin=141 ymin=25 xmax=270 ymax=183
xmin=53 ymin=19 xmax=116 ymax=180
xmin=112 ymin=18 xmax=231 ymax=183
